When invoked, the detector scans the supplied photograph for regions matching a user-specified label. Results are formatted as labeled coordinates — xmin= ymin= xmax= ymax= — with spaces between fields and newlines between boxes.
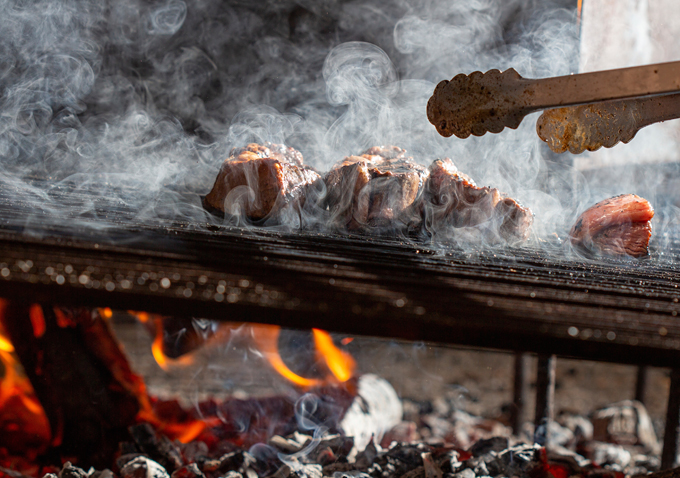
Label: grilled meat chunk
xmin=324 ymin=146 xmax=428 ymax=230
xmin=495 ymin=196 xmax=534 ymax=242
xmin=570 ymin=194 xmax=654 ymax=257
xmin=204 ymin=143 xmax=320 ymax=221
xmin=421 ymin=158 xmax=533 ymax=243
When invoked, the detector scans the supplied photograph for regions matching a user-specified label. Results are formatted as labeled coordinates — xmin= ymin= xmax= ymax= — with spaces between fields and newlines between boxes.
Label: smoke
xmin=2 ymin=0 xmax=671 ymax=258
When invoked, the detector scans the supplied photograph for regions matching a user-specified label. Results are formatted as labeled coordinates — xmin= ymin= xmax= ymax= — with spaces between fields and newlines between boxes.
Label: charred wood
xmin=0 ymin=303 xmax=139 ymax=468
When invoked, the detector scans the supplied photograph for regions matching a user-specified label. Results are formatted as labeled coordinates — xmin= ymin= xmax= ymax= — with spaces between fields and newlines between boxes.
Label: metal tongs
xmin=427 ymin=61 xmax=680 ymax=153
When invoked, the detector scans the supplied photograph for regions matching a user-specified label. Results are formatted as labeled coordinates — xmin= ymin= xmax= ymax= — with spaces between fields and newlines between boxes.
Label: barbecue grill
xmin=2 ymin=0 xmax=680 ymax=473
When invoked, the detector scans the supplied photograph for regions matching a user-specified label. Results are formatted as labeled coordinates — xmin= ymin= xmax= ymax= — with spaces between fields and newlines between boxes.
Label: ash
xmin=37 ymin=396 xmax=665 ymax=478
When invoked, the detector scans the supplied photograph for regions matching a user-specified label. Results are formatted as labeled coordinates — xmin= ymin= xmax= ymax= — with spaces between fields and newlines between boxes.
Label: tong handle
xmin=428 ymin=61 xmax=680 ymax=139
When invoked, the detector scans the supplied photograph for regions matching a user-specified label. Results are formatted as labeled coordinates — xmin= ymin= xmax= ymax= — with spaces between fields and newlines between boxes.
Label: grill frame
xmin=1 ymin=223 xmax=680 ymax=367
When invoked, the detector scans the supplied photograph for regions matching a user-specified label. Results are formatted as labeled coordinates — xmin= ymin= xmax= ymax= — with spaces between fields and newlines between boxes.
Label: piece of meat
xmin=570 ymin=194 xmax=654 ymax=257
xmin=423 ymin=158 xmax=501 ymax=228
xmin=204 ymin=143 xmax=320 ymax=221
xmin=324 ymin=146 xmax=428 ymax=230
xmin=420 ymin=158 xmax=533 ymax=243
xmin=495 ymin=196 xmax=534 ymax=242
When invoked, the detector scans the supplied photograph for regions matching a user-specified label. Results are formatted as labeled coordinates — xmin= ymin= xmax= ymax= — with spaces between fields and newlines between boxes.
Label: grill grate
xmin=0 ymin=180 xmax=679 ymax=367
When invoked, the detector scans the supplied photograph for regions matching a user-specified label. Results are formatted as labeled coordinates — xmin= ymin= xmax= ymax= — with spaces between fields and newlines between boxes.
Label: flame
xmin=577 ymin=0 xmax=583 ymax=28
xmin=251 ymin=325 xmax=322 ymax=387
xmin=28 ymin=306 xmax=46 ymax=339
xmin=251 ymin=325 xmax=356 ymax=387
xmin=313 ymin=329 xmax=355 ymax=382
xmin=0 ymin=300 xmax=51 ymax=455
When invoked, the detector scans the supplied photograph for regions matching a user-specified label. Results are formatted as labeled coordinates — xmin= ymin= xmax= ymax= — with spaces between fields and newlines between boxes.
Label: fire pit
xmin=1 ymin=0 xmax=680 ymax=477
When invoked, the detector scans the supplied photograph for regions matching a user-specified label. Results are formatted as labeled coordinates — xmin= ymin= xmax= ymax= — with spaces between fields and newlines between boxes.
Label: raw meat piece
xmin=569 ymin=194 xmax=654 ymax=257
xmin=204 ymin=143 xmax=320 ymax=221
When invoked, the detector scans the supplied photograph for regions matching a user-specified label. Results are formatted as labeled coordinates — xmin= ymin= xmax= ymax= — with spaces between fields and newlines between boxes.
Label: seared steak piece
xmin=421 ymin=158 xmax=533 ymax=243
xmin=495 ymin=196 xmax=534 ymax=242
xmin=324 ymin=146 xmax=428 ymax=230
xmin=570 ymin=194 xmax=654 ymax=257
xmin=204 ymin=143 xmax=320 ymax=221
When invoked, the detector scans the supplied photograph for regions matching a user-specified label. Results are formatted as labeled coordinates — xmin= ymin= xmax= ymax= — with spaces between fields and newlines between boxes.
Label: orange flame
xmin=0 ymin=300 xmax=51 ymax=454
xmin=313 ymin=329 xmax=355 ymax=382
xmin=251 ymin=325 xmax=322 ymax=387
xmin=251 ymin=325 xmax=356 ymax=387
xmin=125 ymin=311 xmax=206 ymax=442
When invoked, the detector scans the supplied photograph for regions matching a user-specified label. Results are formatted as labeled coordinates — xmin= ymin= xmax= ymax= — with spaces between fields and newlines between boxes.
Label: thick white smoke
xmin=2 ymin=0 xmax=669 ymax=258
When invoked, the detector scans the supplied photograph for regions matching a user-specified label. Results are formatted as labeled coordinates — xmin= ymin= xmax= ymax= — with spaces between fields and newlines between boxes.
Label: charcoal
xmin=198 ymin=459 xmax=221 ymax=474
xmin=400 ymin=466 xmax=424 ymax=478
xmin=269 ymin=435 xmax=306 ymax=454
xmin=250 ymin=446 xmax=282 ymax=477
xmin=438 ymin=451 xmax=462 ymax=474
xmin=449 ymin=469 xmax=474 ymax=478
xmin=323 ymin=463 xmax=358 ymax=475
xmin=422 ymin=452 xmax=443 ymax=478
xmin=381 ymin=422 xmax=419 ymax=447
xmin=587 ymin=442 xmax=632 ymax=470
xmin=171 ymin=464 xmax=205 ymax=478
xmin=290 ymin=464 xmax=322 ymax=478
xmin=354 ymin=441 xmax=379 ymax=470
xmin=117 ymin=454 xmax=148 ymax=470
xmin=386 ymin=444 xmax=428 ymax=466
xmin=331 ymin=472 xmax=372 ymax=478
xmin=58 ymin=462 xmax=89 ymax=478
xmin=466 ymin=458 xmax=488 ymax=477
xmin=311 ymin=435 xmax=354 ymax=463
xmin=496 ymin=444 xmax=544 ymax=477
xmin=120 ymin=442 xmax=142 ymax=455
xmin=217 ymin=451 xmax=246 ymax=472
xmin=120 ymin=456 xmax=170 ymax=478
xmin=265 ymin=465 xmax=291 ymax=478
xmin=129 ymin=424 xmax=183 ymax=473
xmin=468 ymin=437 xmax=508 ymax=457
xmin=90 ymin=471 xmax=114 ymax=478
xmin=179 ymin=441 xmax=209 ymax=464
xmin=314 ymin=446 xmax=339 ymax=466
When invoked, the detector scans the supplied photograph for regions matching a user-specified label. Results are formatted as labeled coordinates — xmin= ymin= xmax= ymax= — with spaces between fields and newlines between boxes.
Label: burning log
xmin=0 ymin=302 xmax=140 ymax=468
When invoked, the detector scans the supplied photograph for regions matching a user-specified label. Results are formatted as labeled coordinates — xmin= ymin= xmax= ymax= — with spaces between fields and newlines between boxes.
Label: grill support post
xmin=662 ymin=368 xmax=680 ymax=469
xmin=511 ymin=352 xmax=528 ymax=434
xmin=635 ymin=366 xmax=648 ymax=405
xmin=534 ymin=354 xmax=556 ymax=446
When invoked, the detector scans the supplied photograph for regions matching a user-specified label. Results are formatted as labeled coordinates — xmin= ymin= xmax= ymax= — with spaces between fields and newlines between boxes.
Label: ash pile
xmin=32 ymin=397 xmax=664 ymax=478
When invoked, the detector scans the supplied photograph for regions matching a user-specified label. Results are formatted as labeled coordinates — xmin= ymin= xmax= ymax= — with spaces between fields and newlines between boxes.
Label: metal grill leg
xmin=662 ymin=368 xmax=680 ymax=469
xmin=511 ymin=352 xmax=528 ymax=434
xmin=534 ymin=354 xmax=556 ymax=446
xmin=635 ymin=366 xmax=648 ymax=405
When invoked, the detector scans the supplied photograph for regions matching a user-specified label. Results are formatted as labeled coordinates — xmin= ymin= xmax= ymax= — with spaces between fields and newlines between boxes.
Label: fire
xmin=313 ymin=329 xmax=355 ymax=382
xmin=0 ymin=300 xmax=51 ymax=456
xmin=251 ymin=324 xmax=356 ymax=387
xmin=128 ymin=312 xmax=195 ymax=371
xmin=251 ymin=325 xmax=322 ymax=387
